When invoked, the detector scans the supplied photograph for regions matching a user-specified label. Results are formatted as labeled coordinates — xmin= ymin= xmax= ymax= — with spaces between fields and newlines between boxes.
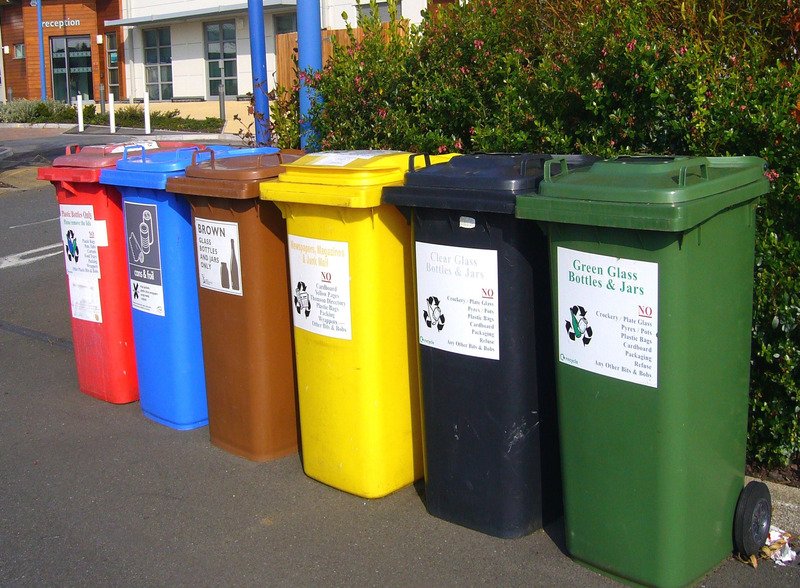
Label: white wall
xmin=125 ymin=0 xmax=227 ymax=19
xmin=171 ymin=23 xmax=208 ymax=97
xmin=325 ymin=0 xmax=428 ymax=29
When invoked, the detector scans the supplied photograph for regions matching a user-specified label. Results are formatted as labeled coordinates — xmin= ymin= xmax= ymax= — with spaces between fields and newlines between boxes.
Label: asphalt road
xmin=1 ymin=129 xmax=798 ymax=586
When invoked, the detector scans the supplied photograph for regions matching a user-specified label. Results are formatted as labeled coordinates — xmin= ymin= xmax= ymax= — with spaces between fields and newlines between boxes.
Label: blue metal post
xmin=297 ymin=0 xmax=322 ymax=149
xmin=36 ymin=0 xmax=46 ymax=100
xmin=248 ymin=0 xmax=271 ymax=145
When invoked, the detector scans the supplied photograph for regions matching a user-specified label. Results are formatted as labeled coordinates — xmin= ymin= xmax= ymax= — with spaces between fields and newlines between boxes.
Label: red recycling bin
xmin=38 ymin=141 xmax=203 ymax=403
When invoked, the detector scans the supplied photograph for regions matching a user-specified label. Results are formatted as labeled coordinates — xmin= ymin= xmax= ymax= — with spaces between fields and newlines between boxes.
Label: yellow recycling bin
xmin=260 ymin=150 xmax=456 ymax=498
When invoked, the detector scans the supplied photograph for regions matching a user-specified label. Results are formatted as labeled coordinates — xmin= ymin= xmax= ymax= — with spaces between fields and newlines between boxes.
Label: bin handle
xmin=678 ymin=159 xmax=709 ymax=187
xmin=408 ymin=153 xmax=432 ymax=173
xmin=519 ymin=154 xmax=549 ymax=177
xmin=65 ymin=144 xmax=81 ymax=155
xmin=543 ymin=157 xmax=570 ymax=182
xmin=190 ymin=147 xmax=211 ymax=167
xmin=121 ymin=144 xmax=148 ymax=161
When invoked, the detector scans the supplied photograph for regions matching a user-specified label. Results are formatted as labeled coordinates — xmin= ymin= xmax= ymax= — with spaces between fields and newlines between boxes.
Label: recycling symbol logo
xmin=565 ymin=305 xmax=593 ymax=346
xmin=65 ymin=230 xmax=79 ymax=262
xmin=423 ymin=296 xmax=446 ymax=331
xmin=294 ymin=282 xmax=311 ymax=317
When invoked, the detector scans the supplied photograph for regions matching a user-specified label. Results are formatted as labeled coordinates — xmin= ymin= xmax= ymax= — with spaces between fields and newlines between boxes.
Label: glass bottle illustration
xmin=229 ymin=238 xmax=240 ymax=291
xmin=220 ymin=262 xmax=230 ymax=289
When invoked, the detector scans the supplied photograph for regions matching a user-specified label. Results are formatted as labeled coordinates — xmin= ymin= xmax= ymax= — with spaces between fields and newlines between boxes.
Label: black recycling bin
xmin=383 ymin=153 xmax=597 ymax=538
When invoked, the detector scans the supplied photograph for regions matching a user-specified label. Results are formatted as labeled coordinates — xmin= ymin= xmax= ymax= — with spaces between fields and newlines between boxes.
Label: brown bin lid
xmin=170 ymin=150 xmax=305 ymax=200
xmin=186 ymin=150 xmax=305 ymax=181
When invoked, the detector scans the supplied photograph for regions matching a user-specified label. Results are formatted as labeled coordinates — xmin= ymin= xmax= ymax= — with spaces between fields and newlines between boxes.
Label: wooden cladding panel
xmin=1 ymin=5 xmax=28 ymax=99
xmin=275 ymin=23 xmax=403 ymax=91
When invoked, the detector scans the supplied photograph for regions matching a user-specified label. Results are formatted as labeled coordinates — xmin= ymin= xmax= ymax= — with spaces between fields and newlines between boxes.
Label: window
xmin=13 ymin=44 xmax=24 ymax=59
xmin=357 ymin=1 xmax=400 ymax=22
xmin=143 ymin=27 xmax=172 ymax=100
xmin=274 ymin=13 xmax=297 ymax=35
xmin=205 ymin=21 xmax=237 ymax=97
xmin=106 ymin=32 xmax=120 ymax=100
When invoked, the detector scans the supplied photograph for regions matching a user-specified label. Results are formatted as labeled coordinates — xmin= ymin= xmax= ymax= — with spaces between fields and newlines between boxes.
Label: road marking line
xmin=0 ymin=242 xmax=62 ymax=269
xmin=8 ymin=217 xmax=59 ymax=229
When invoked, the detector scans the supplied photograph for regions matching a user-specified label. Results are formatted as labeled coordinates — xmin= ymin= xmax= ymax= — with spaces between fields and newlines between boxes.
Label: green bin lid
xmin=515 ymin=156 xmax=770 ymax=232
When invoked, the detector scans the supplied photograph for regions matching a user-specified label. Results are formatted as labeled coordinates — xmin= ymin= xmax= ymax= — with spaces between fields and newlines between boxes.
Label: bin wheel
xmin=733 ymin=480 xmax=771 ymax=557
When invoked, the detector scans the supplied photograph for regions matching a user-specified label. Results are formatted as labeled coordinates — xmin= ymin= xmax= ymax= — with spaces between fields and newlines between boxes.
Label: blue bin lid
xmin=112 ymin=145 xmax=235 ymax=173
xmin=99 ymin=145 xmax=239 ymax=190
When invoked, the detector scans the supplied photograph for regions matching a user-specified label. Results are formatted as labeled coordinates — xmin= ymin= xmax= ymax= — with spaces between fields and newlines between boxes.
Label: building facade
xmin=0 ymin=0 xmax=124 ymax=103
xmin=0 ymin=0 xmax=428 ymax=103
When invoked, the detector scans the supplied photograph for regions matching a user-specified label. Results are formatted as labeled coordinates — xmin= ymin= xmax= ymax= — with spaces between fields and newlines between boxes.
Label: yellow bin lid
xmin=260 ymin=150 xmax=458 ymax=208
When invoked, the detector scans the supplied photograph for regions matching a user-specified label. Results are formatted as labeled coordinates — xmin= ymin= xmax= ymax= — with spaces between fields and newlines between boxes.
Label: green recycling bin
xmin=515 ymin=156 xmax=771 ymax=588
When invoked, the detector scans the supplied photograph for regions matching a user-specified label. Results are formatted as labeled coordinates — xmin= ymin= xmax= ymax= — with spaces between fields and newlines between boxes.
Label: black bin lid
xmin=382 ymin=153 xmax=598 ymax=214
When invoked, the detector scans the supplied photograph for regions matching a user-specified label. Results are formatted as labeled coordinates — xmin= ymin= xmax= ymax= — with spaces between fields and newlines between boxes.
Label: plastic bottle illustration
xmin=229 ymin=238 xmax=240 ymax=291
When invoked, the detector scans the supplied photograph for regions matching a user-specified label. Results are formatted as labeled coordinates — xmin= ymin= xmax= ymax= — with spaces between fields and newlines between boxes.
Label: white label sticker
xmin=59 ymin=204 xmax=101 ymax=278
xmin=109 ymin=140 xmax=159 ymax=153
xmin=287 ymin=235 xmax=352 ymax=340
xmin=556 ymin=247 xmax=659 ymax=387
xmin=194 ymin=218 xmax=243 ymax=296
xmin=93 ymin=220 xmax=108 ymax=247
xmin=124 ymin=201 xmax=165 ymax=316
xmin=68 ymin=275 xmax=102 ymax=323
xmin=309 ymin=150 xmax=401 ymax=167
xmin=415 ymin=242 xmax=499 ymax=360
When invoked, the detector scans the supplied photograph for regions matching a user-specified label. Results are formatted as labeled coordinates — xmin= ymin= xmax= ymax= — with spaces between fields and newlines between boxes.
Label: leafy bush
xmin=285 ymin=0 xmax=800 ymax=466
xmin=0 ymin=98 xmax=75 ymax=123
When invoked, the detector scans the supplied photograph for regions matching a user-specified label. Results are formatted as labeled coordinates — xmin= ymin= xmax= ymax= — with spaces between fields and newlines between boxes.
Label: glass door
xmin=51 ymin=36 xmax=93 ymax=103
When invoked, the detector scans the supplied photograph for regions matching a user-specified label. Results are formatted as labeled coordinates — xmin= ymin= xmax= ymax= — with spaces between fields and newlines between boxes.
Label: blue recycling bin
xmin=99 ymin=145 xmax=278 ymax=429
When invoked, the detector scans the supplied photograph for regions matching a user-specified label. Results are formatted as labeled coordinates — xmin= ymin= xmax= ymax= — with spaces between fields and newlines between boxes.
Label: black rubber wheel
xmin=733 ymin=481 xmax=772 ymax=557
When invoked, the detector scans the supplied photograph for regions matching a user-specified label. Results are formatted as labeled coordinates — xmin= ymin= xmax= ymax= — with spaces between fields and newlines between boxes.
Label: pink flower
xmin=592 ymin=79 xmax=604 ymax=90
xmin=626 ymin=39 xmax=637 ymax=52
xmin=601 ymin=47 xmax=608 ymax=57
xmin=355 ymin=75 xmax=362 ymax=88
xmin=469 ymin=127 xmax=476 ymax=135
xmin=377 ymin=108 xmax=387 ymax=119
xmin=298 ymin=71 xmax=310 ymax=84
xmin=438 ymin=145 xmax=448 ymax=154
xmin=765 ymin=169 xmax=780 ymax=182
xmin=314 ymin=72 xmax=322 ymax=82
xmin=474 ymin=39 xmax=485 ymax=50
xmin=454 ymin=138 xmax=463 ymax=150
xmin=460 ymin=66 xmax=470 ymax=75
xmin=678 ymin=46 xmax=687 ymax=56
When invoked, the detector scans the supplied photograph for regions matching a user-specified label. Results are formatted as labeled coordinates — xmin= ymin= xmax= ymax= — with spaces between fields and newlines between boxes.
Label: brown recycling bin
xmin=166 ymin=150 xmax=303 ymax=461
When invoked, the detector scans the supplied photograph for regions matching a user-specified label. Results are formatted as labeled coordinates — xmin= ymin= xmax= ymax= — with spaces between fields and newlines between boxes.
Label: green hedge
xmin=276 ymin=0 xmax=800 ymax=466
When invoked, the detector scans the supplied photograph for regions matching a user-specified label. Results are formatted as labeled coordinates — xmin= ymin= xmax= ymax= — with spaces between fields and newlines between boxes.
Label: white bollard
xmin=143 ymin=92 xmax=151 ymax=135
xmin=109 ymin=93 xmax=116 ymax=134
xmin=77 ymin=94 xmax=84 ymax=132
